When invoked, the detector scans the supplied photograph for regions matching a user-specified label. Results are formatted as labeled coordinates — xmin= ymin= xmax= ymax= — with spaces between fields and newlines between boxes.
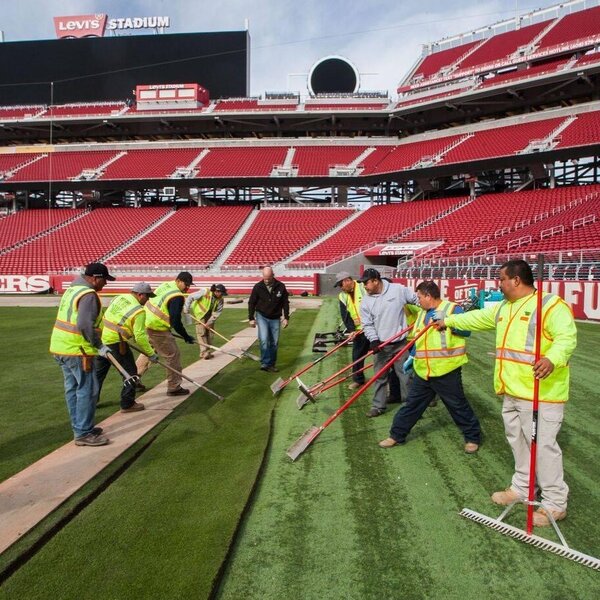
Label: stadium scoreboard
xmin=0 ymin=31 xmax=249 ymax=105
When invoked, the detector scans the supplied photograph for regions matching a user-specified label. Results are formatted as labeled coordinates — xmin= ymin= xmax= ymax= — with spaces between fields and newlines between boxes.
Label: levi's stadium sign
xmin=54 ymin=14 xmax=170 ymax=39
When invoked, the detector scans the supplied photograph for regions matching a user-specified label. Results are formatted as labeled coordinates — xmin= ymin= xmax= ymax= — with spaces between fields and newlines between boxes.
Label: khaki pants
xmin=136 ymin=329 xmax=182 ymax=391
xmin=502 ymin=394 xmax=569 ymax=512
xmin=195 ymin=321 xmax=213 ymax=358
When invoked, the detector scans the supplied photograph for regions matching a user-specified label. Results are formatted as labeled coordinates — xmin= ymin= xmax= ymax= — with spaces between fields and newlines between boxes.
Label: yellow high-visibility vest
xmin=338 ymin=282 xmax=364 ymax=331
xmin=49 ymin=285 xmax=102 ymax=356
xmin=413 ymin=300 xmax=467 ymax=379
xmin=144 ymin=281 xmax=184 ymax=331
xmin=102 ymin=293 xmax=144 ymax=343
xmin=191 ymin=290 xmax=219 ymax=321
xmin=493 ymin=292 xmax=575 ymax=402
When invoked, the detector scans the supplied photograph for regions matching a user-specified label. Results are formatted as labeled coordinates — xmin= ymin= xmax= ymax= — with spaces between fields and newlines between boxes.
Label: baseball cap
xmin=357 ymin=268 xmax=381 ymax=283
xmin=176 ymin=271 xmax=194 ymax=286
xmin=84 ymin=262 xmax=115 ymax=281
xmin=131 ymin=282 xmax=156 ymax=297
xmin=333 ymin=271 xmax=353 ymax=287
xmin=214 ymin=283 xmax=228 ymax=295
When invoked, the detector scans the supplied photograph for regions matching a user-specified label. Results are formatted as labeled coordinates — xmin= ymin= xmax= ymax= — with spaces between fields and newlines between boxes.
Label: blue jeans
xmin=390 ymin=367 xmax=481 ymax=444
xmin=55 ymin=355 xmax=99 ymax=438
xmin=256 ymin=312 xmax=281 ymax=367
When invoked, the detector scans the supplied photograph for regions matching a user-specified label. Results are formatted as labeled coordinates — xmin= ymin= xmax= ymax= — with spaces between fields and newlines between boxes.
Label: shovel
xmin=126 ymin=341 xmax=224 ymax=402
xmin=190 ymin=315 xmax=260 ymax=362
xmin=270 ymin=331 xmax=356 ymax=396
xmin=286 ymin=324 xmax=433 ymax=461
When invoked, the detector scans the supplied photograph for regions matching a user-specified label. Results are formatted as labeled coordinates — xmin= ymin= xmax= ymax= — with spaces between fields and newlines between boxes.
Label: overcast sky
xmin=0 ymin=0 xmax=572 ymax=97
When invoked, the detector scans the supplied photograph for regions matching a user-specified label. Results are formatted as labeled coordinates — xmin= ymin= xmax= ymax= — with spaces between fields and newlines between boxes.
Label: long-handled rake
xmin=198 ymin=341 xmax=245 ymax=360
xmin=460 ymin=254 xmax=600 ymax=570
xmin=127 ymin=341 xmax=224 ymax=402
xmin=295 ymin=360 xmax=373 ymax=410
xmin=94 ymin=348 xmax=140 ymax=388
xmin=286 ymin=324 xmax=432 ymax=461
xmin=189 ymin=315 xmax=260 ymax=362
xmin=294 ymin=324 xmax=414 ymax=409
xmin=270 ymin=331 xmax=356 ymax=396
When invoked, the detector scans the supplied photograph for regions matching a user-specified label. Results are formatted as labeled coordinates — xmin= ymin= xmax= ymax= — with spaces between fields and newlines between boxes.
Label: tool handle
xmin=319 ymin=324 xmax=433 ymax=431
xmin=526 ymin=254 xmax=544 ymax=534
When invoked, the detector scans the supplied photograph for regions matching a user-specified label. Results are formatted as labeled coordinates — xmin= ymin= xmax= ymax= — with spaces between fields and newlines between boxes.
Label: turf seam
xmin=0 ymin=432 xmax=161 ymax=587
xmin=208 ymin=403 xmax=276 ymax=600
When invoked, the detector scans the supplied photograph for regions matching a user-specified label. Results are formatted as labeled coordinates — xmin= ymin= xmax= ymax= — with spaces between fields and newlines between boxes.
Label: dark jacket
xmin=248 ymin=279 xmax=290 ymax=321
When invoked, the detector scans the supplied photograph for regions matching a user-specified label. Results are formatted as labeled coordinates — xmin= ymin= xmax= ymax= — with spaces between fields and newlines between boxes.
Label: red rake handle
xmin=282 ymin=331 xmax=356 ymax=387
xmin=315 ymin=361 xmax=374 ymax=395
xmin=318 ymin=324 xmax=434 ymax=432
xmin=313 ymin=324 xmax=414 ymax=389
xmin=526 ymin=254 xmax=544 ymax=535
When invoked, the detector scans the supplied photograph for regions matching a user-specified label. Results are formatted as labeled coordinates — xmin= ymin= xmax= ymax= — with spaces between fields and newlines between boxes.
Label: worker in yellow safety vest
xmin=97 ymin=282 xmax=158 ymax=413
xmin=49 ymin=262 xmax=115 ymax=447
xmin=184 ymin=283 xmax=227 ymax=359
xmin=335 ymin=271 xmax=371 ymax=390
xmin=378 ymin=280 xmax=481 ymax=453
xmin=136 ymin=271 xmax=195 ymax=396
xmin=434 ymin=259 xmax=577 ymax=527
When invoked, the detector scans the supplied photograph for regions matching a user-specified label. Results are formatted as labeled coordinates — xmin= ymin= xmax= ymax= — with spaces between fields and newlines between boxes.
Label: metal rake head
xmin=124 ymin=374 xmax=141 ymax=388
xmin=460 ymin=508 xmax=600 ymax=571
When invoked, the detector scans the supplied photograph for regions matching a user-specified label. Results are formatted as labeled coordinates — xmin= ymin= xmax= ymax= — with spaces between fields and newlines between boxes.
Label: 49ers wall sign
xmin=0 ymin=275 xmax=51 ymax=294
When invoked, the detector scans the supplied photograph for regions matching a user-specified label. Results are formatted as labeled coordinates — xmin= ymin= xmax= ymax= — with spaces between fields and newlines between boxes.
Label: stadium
xmin=0 ymin=0 xmax=599 ymax=597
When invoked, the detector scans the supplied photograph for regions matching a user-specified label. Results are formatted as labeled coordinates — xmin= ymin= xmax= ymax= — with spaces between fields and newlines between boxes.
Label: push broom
xmin=459 ymin=255 xmax=600 ymax=571
xmin=287 ymin=324 xmax=432 ymax=461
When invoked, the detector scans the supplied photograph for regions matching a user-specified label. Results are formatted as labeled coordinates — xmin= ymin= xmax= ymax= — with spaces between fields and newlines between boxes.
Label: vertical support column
xmin=336 ymin=186 xmax=347 ymax=206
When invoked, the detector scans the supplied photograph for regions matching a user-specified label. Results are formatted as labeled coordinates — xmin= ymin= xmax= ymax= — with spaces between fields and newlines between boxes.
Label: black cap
xmin=176 ymin=271 xmax=194 ymax=286
xmin=84 ymin=262 xmax=115 ymax=281
xmin=357 ymin=268 xmax=381 ymax=283
xmin=214 ymin=284 xmax=228 ymax=295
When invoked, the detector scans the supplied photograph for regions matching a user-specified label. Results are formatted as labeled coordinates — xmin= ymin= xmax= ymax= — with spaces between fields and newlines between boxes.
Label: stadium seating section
xmin=224 ymin=208 xmax=354 ymax=267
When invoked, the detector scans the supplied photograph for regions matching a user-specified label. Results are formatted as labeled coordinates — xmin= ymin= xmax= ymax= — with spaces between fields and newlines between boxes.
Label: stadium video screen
xmin=0 ymin=31 xmax=249 ymax=105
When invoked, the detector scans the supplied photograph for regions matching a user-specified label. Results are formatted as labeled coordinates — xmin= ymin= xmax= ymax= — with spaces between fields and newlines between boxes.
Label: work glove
xmin=149 ymin=353 xmax=160 ymax=364
xmin=98 ymin=345 xmax=112 ymax=358
xmin=402 ymin=356 xmax=414 ymax=375
xmin=370 ymin=339 xmax=382 ymax=354
xmin=432 ymin=310 xmax=445 ymax=322
xmin=184 ymin=336 xmax=196 ymax=344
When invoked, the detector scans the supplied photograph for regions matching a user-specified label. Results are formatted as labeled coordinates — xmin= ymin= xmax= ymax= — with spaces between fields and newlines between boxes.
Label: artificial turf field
xmin=0 ymin=301 xmax=599 ymax=599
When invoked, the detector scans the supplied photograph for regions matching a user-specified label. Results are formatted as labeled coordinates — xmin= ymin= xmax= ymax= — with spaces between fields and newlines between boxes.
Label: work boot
xmin=532 ymin=508 xmax=567 ymax=527
xmin=464 ymin=442 xmax=479 ymax=454
xmin=366 ymin=408 xmax=385 ymax=418
xmin=75 ymin=432 xmax=110 ymax=446
xmin=348 ymin=381 xmax=361 ymax=390
xmin=167 ymin=386 xmax=190 ymax=396
xmin=378 ymin=437 xmax=402 ymax=448
xmin=491 ymin=488 xmax=522 ymax=506
xmin=203 ymin=353 xmax=214 ymax=360
xmin=120 ymin=402 xmax=145 ymax=413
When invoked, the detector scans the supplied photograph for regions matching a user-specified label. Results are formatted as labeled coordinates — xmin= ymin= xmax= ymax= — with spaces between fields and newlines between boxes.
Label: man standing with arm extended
xmin=434 ymin=259 xmax=577 ymax=526
xmin=136 ymin=271 xmax=195 ymax=396
xmin=359 ymin=268 xmax=419 ymax=417
xmin=97 ymin=282 xmax=158 ymax=413
xmin=335 ymin=271 xmax=370 ymax=390
xmin=248 ymin=266 xmax=289 ymax=372
xmin=50 ymin=262 xmax=115 ymax=447
xmin=184 ymin=283 xmax=227 ymax=360
xmin=378 ymin=281 xmax=481 ymax=452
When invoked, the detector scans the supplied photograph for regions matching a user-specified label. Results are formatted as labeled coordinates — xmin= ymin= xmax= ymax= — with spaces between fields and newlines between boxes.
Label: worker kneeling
xmin=379 ymin=281 xmax=481 ymax=453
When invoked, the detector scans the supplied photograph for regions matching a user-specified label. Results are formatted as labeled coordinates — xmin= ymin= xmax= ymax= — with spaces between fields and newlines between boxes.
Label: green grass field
xmin=1 ymin=302 xmax=599 ymax=599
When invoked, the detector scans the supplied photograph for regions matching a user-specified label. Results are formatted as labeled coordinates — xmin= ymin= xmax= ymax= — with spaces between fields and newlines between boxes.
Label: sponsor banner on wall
xmin=395 ymin=278 xmax=600 ymax=322
xmin=50 ymin=275 xmax=319 ymax=296
xmin=0 ymin=275 xmax=51 ymax=294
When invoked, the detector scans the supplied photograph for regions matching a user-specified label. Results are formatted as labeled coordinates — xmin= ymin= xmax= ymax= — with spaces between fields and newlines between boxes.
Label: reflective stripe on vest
xmin=145 ymin=281 xmax=183 ymax=330
xmin=191 ymin=291 xmax=216 ymax=320
xmin=494 ymin=292 xmax=570 ymax=402
xmin=412 ymin=300 xmax=467 ymax=379
xmin=49 ymin=285 xmax=101 ymax=356
xmin=339 ymin=282 xmax=364 ymax=329
xmin=102 ymin=297 xmax=143 ymax=340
